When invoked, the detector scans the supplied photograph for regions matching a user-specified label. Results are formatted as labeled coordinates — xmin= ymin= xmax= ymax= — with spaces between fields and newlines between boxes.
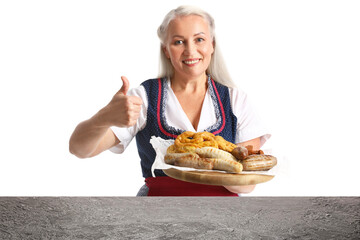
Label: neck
xmin=171 ymin=73 xmax=208 ymax=92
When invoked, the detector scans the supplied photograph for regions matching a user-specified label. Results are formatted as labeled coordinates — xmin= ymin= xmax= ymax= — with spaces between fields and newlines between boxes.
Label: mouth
xmin=182 ymin=58 xmax=201 ymax=66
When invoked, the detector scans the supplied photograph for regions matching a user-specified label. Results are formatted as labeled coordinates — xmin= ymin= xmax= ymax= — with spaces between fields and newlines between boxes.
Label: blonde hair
xmin=157 ymin=5 xmax=236 ymax=88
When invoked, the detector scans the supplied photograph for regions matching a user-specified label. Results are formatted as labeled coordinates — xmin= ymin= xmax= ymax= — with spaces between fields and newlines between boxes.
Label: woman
xmin=69 ymin=6 xmax=270 ymax=196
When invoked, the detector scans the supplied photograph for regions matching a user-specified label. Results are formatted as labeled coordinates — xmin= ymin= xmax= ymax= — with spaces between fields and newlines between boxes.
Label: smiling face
xmin=163 ymin=15 xmax=214 ymax=81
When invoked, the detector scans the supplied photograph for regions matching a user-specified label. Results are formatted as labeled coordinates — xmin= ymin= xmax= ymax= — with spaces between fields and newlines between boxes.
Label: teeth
xmin=184 ymin=59 xmax=200 ymax=64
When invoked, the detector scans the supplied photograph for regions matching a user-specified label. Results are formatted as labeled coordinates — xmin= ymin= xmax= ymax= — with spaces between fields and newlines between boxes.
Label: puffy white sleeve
xmin=109 ymin=85 xmax=148 ymax=154
xmin=229 ymin=87 xmax=271 ymax=147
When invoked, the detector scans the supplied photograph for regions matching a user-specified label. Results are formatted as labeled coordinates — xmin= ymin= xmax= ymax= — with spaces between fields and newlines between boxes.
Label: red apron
xmin=145 ymin=176 xmax=238 ymax=196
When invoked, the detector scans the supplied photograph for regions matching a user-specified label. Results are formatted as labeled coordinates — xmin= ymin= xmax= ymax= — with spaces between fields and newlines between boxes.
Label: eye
xmin=174 ymin=40 xmax=184 ymax=45
xmin=196 ymin=38 xmax=205 ymax=43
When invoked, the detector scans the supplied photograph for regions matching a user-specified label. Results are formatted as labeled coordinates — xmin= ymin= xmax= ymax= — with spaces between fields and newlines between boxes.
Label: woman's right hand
xmin=97 ymin=76 xmax=143 ymax=128
xmin=70 ymin=76 xmax=143 ymax=158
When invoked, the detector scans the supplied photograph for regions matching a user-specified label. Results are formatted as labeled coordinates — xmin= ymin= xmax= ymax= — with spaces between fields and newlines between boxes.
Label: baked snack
xmin=164 ymin=132 xmax=276 ymax=173
xmin=164 ymin=132 xmax=242 ymax=173
xmin=164 ymin=150 xmax=242 ymax=173
xmin=167 ymin=131 xmax=237 ymax=153
xmin=195 ymin=147 xmax=237 ymax=162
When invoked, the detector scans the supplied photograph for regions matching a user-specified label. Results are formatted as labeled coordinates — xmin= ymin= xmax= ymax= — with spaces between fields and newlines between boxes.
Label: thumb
xmin=118 ymin=76 xmax=130 ymax=95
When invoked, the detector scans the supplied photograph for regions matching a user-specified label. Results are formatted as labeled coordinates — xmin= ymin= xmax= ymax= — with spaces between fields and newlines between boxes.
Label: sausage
xmin=231 ymin=146 xmax=249 ymax=160
xmin=245 ymin=145 xmax=264 ymax=155
xmin=241 ymin=155 xmax=277 ymax=171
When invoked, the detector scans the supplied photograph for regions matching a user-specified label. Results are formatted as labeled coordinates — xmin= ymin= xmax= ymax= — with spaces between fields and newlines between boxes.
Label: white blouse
xmin=110 ymin=79 xmax=270 ymax=153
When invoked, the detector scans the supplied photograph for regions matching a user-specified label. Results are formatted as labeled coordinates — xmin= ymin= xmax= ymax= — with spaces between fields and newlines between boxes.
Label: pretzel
xmin=215 ymin=135 xmax=237 ymax=152
xmin=167 ymin=144 xmax=197 ymax=153
xmin=174 ymin=131 xmax=203 ymax=146
xmin=196 ymin=132 xmax=218 ymax=148
xmin=170 ymin=131 xmax=218 ymax=153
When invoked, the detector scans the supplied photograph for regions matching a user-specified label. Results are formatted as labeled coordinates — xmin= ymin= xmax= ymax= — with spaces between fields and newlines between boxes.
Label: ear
xmin=163 ymin=45 xmax=170 ymax=59
xmin=211 ymin=40 xmax=215 ymax=54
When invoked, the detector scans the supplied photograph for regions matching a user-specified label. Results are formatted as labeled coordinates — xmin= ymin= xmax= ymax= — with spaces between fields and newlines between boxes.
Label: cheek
xmin=207 ymin=44 xmax=214 ymax=55
xmin=168 ymin=47 xmax=182 ymax=60
xmin=201 ymin=44 xmax=214 ymax=56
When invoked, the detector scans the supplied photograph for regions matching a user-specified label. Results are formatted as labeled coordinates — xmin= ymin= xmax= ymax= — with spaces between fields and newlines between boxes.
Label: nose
xmin=184 ymin=42 xmax=196 ymax=56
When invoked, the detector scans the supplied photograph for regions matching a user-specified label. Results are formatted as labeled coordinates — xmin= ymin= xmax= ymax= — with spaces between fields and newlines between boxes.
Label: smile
xmin=183 ymin=59 xmax=201 ymax=65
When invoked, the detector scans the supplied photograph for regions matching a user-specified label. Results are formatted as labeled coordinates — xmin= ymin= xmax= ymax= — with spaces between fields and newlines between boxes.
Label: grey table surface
xmin=0 ymin=197 xmax=359 ymax=239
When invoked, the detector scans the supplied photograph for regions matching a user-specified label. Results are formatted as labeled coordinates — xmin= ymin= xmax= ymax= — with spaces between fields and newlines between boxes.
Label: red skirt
xmin=145 ymin=176 xmax=238 ymax=196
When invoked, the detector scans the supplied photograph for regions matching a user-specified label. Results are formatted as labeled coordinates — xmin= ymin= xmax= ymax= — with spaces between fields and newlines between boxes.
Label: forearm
xmin=237 ymin=138 xmax=261 ymax=150
xmin=69 ymin=112 xmax=110 ymax=158
xmin=70 ymin=76 xmax=144 ymax=158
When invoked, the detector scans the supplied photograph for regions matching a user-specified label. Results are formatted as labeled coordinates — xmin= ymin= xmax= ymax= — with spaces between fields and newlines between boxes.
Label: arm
xmin=223 ymin=137 xmax=260 ymax=194
xmin=69 ymin=117 xmax=119 ymax=158
xmin=224 ymin=88 xmax=270 ymax=194
xmin=236 ymin=137 xmax=261 ymax=150
xmin=69 ymin=76 xmax=143 ymax=158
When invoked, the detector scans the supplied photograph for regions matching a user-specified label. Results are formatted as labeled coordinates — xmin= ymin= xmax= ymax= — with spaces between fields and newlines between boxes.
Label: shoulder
xmin=127 ymin=83 xmax=146 ymax=98
xmin=228 ymin=87 xmax=247 ymax=103
xmin=140 ymin=78 xmax=163 ymax=87
xmin=228 ymin=86 xmax=253 ymax=118
xmin=211 ymin=81 xmax=247 ymax=104
xmin=211 ymin=79 xmax=228 ymax=89
xmin=127 ymin=78 xmax=163 ymax=97
xmin=140 ymin=78 xmax=169 ymax=101
xmin=211 ymin=79 xmax=241 ymax=98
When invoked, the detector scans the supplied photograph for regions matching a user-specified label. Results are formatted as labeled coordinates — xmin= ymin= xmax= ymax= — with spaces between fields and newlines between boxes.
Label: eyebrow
xmin=171 ymin=32 xmax=206 ymax=38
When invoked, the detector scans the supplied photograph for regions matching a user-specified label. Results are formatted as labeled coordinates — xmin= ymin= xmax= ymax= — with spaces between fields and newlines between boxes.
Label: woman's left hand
xmin=224 ymin=185 xmax=256 ymax=194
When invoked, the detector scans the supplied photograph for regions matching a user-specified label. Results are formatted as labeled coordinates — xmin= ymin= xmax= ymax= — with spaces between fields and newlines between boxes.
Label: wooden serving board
xmin=163 ymin=168 xmax=274 ymax=186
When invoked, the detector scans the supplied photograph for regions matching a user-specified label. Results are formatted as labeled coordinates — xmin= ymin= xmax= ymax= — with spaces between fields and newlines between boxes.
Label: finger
xmin=118 ymin=76 xmax=130 ymax=95
xmin=131 ymin=104 xmax=142 ymax=112
xmin=129 ymin=96 xmax=143 ymax=105
xmin=132 ymin=112 xmax=141 ymax=121
xmin=125 ymin=114 xmax=140 ymax=127
xmin=125 ymin=102 xmax=142 ymax=112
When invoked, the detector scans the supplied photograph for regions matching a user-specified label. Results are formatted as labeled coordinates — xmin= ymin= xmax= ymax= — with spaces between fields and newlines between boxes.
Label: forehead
xmin=167 ymin=15 xmax=210 ymax=37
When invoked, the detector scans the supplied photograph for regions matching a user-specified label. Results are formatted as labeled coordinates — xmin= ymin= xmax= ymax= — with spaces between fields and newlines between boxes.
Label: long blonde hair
xmin=157 ymin=5 xmax=236 ymax=88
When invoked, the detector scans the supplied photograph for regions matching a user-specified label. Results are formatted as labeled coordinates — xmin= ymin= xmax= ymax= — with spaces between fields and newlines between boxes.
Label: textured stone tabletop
xmin=0 ymin=197 xmax=359 ymax=239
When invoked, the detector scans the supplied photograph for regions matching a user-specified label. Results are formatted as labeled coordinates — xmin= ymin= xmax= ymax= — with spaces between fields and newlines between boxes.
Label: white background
xmin=1 ymin=0 xmax=359 ymax=196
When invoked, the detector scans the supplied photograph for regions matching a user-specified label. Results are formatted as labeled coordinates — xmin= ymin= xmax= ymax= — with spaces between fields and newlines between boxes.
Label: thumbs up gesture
xmin=118 ymin=75 xmax=130 ymax=95
xmin=99 ymin=76 xmax=143 ymax=128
